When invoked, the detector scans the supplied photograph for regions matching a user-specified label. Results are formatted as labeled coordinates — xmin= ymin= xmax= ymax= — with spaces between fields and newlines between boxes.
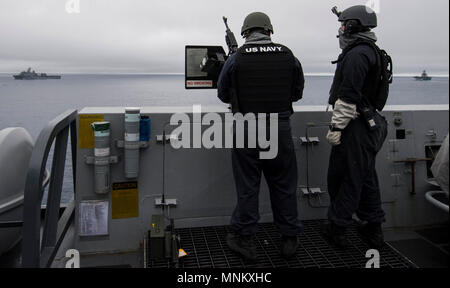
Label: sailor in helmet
xmin=217 ymin=12 xmax=305 ymax=261
xmin=325 ymin=5 xmax=389 ymax=249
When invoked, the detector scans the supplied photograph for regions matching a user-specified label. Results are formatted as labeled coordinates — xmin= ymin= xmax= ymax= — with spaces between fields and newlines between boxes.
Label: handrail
xmin=22 ymin=109 xmax=78 ymax=268
xmin=425 ymin=191 xmax=449 ymax=213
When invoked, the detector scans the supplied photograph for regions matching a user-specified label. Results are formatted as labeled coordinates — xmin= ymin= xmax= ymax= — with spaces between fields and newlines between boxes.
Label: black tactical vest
xmin=329 ymin=40 xmax=379 ymax=110
xmin=232 ymin=43 xmax=295 ymax=114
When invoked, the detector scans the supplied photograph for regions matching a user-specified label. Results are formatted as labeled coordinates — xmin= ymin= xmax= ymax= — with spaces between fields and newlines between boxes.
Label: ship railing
xmin=22 ymin=109 xmax=78 ymax=268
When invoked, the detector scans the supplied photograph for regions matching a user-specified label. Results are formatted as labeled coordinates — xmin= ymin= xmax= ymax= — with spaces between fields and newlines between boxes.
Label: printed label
xmin=94 ymin=130 xmax=110 ymax=137
xmin=125 ymin=133 xmax=139 ymax=142
xmin=186 ymin=80 xmax=213 ymax=88
xmin=125 ymin=113 xmax=140 ymax=122
xmin=112 ymin=182 xmax=139 ymax=219
xmin=78 ymin=114 xmax=105 ymax=149
xmin=79 ymin=201 xmax=109 ymax=236
xmin=94 ymin=147 xmax=110 ymax=157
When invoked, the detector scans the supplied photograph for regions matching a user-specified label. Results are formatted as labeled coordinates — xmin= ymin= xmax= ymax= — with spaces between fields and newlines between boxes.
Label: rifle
xmin=223 ymin=16 xmax=238 ymax=55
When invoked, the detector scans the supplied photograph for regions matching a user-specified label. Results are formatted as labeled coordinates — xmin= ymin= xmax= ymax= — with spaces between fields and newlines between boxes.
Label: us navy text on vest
xmin=244 ymin=46 xmax=283 ymax=53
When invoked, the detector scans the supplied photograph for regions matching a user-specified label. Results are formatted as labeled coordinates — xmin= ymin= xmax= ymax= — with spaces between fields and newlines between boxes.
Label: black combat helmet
xmin=241 ymin=12 xmax=274 ymax=36
xmin=338 ymin=5 xmax=377 ymax=28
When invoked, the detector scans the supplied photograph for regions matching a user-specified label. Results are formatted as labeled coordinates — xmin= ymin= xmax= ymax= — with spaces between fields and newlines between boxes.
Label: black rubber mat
xmin=388 ymin=238 xmax=449 ymax=268
xmin=148 ymin=220 xmax=415 ymax=268
xmin=415 ymin=226 xmax=449 ymax=245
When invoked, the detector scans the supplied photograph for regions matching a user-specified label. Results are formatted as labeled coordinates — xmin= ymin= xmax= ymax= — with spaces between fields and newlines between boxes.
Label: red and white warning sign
xmin=186 ymin=80 xmax=213 ymax=88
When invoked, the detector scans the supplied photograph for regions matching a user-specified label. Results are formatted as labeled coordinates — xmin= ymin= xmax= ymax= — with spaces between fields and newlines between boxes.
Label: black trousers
xmin=327 ymin=113 xmax=388 ymax=227
xmin=230 ymin=118 xmax=302 ymax=236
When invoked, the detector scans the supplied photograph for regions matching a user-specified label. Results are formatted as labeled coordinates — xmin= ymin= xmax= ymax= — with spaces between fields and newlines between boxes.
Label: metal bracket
xmin=155 ymin=198 xmax=177 ymax=207
xmin=85 ymin=155 xmax=119 ymax=165
xmin=301 ymin=187 xmax=324 ymax=196
xmin=300 ymin=137 xmax=320 ymax=145
xmin=425 ymin=129 xmax=437 ymax=141
xmin=156 ymin=134 xmax=181 ymax=144
xmin=116 ymin=140 xmax=149 ymax=149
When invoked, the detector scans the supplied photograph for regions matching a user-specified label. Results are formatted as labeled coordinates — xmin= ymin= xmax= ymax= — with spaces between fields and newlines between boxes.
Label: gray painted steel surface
xmin=74 ymin=105 xmax=449 ymax=263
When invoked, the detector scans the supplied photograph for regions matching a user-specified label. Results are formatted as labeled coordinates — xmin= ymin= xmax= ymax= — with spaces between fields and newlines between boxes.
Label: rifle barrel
xmin=223 ymin=16 xmax=230 ymax=31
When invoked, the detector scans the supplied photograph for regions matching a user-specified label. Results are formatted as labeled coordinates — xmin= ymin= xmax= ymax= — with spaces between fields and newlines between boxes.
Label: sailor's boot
xmin=357 ymin=222 xmax=385 ymax=249
xmin=323 ymin=221 xmax=350 ymax=249
xmin=226 ymin=232 xmax=257 ymax=261
xmin=280 ymin=235 xmax=299 ymax=259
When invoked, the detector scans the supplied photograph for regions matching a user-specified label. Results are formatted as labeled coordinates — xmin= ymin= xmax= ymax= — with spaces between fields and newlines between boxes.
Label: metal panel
xmin=75 ymin=106 xmax=449 ymax=258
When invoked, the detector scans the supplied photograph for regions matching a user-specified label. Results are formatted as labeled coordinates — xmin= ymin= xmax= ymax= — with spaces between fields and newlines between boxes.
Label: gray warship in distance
xmin=414 ymin=70 xmax=432 ymax=81
xmin=13 ymin=68 xmax=61 ymax=80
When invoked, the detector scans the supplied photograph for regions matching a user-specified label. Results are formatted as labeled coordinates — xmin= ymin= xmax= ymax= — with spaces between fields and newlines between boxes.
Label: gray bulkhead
xmin=73 ymin=105 xmax=449 ymax=264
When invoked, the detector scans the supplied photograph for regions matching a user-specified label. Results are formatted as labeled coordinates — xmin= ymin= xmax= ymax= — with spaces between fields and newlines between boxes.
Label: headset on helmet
xmin=332 ymin=5 xmax=377 ymax=35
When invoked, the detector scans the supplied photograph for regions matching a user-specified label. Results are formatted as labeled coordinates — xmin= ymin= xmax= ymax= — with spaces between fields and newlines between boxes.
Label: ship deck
xmin=148 ymin=219 xmax=448 ymax=269
xmin=150 ymin=220 xmax=416 ymax=268
xmin=1 ymin=219 xmax=448 ymax=268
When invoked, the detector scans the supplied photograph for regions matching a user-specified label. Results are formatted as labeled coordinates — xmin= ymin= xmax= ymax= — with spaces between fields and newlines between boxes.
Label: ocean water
xmin=0 ymin=74 xmax=448 ymax=203
xmin=1 ymin=74 xmax=449 ymax=139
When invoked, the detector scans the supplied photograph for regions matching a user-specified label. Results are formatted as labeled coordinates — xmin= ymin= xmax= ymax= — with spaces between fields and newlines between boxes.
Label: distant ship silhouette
xmin=414 ymin=70 xmax=432 ymax=81
xmin=13 ymin=68 xmax=61 ymax=80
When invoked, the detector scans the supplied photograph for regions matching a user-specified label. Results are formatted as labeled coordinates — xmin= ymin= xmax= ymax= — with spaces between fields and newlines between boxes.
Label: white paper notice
xmin=79 ymin=200 xmax=109 ymax=236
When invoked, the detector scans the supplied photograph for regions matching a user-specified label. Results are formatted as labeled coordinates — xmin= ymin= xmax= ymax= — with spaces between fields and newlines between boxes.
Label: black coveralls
xmin=217 ymin=47 xmax=305 ymax=237
xmin=230 ymin=116 xmax=300 ymax=236
xmin=328 ymin=44 xmax=388 ymax=228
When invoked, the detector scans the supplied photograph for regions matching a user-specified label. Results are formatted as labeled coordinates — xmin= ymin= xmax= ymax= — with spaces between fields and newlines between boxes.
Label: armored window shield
xmin=185 ymin=45 xmax=226 ymax=89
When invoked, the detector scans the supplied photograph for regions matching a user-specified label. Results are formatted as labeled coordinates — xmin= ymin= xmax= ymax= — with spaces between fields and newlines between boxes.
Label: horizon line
xmin=0 ymin=72 xmax=448 ymax=77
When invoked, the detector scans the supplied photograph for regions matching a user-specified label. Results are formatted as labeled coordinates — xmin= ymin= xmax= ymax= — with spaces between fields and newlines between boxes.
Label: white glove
xmin=326 ymin=98 xmax=358 ymax=146
xmin=331 ymin=99 xmax=359 ymax=130
xmin=326 ymin=130 xmax=341 ymax=146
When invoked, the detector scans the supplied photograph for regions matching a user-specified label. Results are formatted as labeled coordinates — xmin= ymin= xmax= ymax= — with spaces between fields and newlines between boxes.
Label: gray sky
xmin=0 ymin=0 xmax=448 ymax=74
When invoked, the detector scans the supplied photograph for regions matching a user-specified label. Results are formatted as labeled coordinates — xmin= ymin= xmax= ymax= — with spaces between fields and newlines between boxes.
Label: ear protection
xmin=344 ymin=19 xmax=368 ymax=35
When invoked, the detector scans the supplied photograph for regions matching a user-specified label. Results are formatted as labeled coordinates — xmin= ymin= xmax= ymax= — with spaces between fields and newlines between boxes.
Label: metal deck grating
xmin=148 ymin=220 xmax=415 ymax=268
